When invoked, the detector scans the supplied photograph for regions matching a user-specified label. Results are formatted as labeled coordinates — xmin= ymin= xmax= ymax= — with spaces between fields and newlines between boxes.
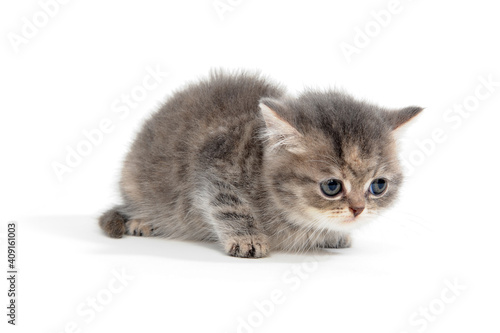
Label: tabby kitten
xmin=99 ymin=71 xmax=422 ymax=258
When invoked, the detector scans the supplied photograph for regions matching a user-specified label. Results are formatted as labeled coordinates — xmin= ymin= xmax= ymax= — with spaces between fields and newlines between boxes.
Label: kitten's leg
xmin=99 ymin=205 xmax=128 ymax=238
xmin=206 ymin=181 xmax=269 ymax=258
xmin=126 ymin=219 xmax=155 ymax=237
xmin=322 ymin=232 xmax=352 ymax=248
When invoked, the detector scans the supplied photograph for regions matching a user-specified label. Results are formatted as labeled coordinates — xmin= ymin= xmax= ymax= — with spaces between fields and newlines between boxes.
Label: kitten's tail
xmin=98 ymin=205 xmax=128 ymax=238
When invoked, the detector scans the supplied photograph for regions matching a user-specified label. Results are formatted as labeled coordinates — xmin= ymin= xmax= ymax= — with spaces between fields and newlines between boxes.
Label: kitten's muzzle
xmin=349 ymin=206 xmax=364 ymax=217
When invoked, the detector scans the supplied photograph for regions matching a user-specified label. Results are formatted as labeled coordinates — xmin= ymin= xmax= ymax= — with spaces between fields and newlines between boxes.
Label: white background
xmin=1 ymin=0 xmax=499 ymax=332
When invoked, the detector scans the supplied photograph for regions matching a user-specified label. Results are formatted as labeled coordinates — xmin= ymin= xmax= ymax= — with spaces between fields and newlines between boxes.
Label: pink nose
xmin=349 ymin=206 xmax=364 ymax=217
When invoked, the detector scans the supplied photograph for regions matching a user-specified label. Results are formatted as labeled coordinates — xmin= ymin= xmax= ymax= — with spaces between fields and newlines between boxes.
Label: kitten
xmin=99 ymin=71 xmax=422 ymax=258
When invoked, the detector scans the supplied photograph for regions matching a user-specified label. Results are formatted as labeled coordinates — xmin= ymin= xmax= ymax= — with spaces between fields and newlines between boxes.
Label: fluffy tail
xmin=98 ymin=206 xmax=128 ymax=238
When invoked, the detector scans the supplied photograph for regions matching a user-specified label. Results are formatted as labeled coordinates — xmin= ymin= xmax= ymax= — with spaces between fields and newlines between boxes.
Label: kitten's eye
xmin=369 ymin=179 xmax=387 ymax=196
xmin=320 ymin=179 xmax=342 ymax=197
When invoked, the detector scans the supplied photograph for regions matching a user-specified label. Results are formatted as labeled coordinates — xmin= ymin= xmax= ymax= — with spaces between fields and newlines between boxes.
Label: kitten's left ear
xmin=385 ymin=106 xmax=424 ymax=131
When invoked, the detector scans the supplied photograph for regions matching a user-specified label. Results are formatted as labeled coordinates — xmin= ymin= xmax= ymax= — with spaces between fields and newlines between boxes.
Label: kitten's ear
xmin=385 ymin=106 xmax=424 ymax=131
xmin=259 ymin=99 xmax=305 ymax=153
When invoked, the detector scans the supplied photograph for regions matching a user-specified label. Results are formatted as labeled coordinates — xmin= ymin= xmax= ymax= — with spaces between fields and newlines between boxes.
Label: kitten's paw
xmin=126 ymin=219 xmax=154 ymax=237
xmin=98 ymin=208 xmax=126 ymax=238
xmin=224 ymin=234 xmax=269 ymax=258
xmin=324 ymin=233 xmax=352 ymax=248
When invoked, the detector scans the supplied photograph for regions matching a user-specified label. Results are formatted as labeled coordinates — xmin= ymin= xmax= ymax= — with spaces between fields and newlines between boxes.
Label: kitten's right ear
xmin=259 ymin=99 xmax=305 ymax=153
xmin=385 ymin=106 xmax=424 ymax=131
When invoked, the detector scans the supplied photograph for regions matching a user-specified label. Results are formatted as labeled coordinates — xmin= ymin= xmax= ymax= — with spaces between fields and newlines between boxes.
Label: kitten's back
xmin=109 ymin=71 xmax=284 ymax=239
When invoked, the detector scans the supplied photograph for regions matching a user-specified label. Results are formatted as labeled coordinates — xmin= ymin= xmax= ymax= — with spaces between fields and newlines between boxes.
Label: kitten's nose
xmin=349 ymin=206 xmax=364 ymax=217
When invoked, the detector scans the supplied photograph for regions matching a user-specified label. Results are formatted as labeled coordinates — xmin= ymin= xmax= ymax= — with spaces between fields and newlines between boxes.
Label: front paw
xmin=324 ymin=233 xmax=352 ymax=248
xmin=126 ymin=219 xmax=154 ymax=237
xmin=224 ymin=234 xmax=269 ymax=258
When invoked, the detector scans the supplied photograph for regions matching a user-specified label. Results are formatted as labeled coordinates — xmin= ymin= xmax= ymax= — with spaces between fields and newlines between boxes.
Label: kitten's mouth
xmin=343 ymin=216 xmax=357 ymax=223
xmin=327 ymin=215 xmax=357 ymax=223
xmin=341 ymin=213 xmax=367 ymax=223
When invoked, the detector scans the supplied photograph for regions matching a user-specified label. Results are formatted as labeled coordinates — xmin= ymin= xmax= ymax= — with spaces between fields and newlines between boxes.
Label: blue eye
xmin=320 ymin=179 xmax=342 ymax=197
xmin=370 ymin=179 xmax=387 ymax=195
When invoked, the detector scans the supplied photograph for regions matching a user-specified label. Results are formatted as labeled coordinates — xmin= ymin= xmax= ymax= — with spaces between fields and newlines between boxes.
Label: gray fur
xmin=98 ymin=70 xmax=422 ymax=258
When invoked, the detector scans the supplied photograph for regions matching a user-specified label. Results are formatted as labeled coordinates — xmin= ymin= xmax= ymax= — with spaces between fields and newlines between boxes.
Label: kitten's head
xmin=260 ymin=91 xmax=422 ymax=232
